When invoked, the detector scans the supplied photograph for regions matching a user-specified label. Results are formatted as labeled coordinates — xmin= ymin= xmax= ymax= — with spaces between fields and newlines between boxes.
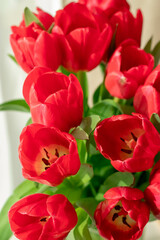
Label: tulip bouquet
xmin=1 ymin=0 xmax=160 ymax=240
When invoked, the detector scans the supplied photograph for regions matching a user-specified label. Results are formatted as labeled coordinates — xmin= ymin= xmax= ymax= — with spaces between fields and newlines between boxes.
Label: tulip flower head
xmin=144 ymin=160 xmax=160 ymax=219
xmin=19 ymin=124 xmax=81 ymax=186
xmin=105 ymin=40 xmax=154 ymax=99
xmin=110 ymin=9 xmax=143 ymax=47
xmin=9 ymin=193 xmax=78 ymax=240
xmin=55 ymin=2 xmax=112 ymax=72
xmin=78 ymin=0 xmax=130 ymax=18
xmin=94 ymin=114 xmax=160 ymax=172
xmin=94 ymin=187 xmax=150 ymax=240
xmin=134 ymin=64 xmax=160 ymax=118
xmin=23 ymin=67 xmax=83 ymax=132
xmin=10 ymin=8 xmax=62 ymax=73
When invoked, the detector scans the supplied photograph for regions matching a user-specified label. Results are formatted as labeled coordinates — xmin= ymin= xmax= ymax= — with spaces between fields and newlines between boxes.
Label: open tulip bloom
xmin=94 ymin=187 xmax=150 ymax=240
xmin=18 ymin=123 xmax=81 ymax=186
xmin=94 ymin=114 xmax=160 ymax=172
xmin=2 ymin=0 xmax=160 ymax=240
xmin=8 ymin=194 xmax=78 ymax=240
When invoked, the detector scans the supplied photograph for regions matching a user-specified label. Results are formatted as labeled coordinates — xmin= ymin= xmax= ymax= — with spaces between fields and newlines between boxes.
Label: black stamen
xmin=120 ymin=137 xmax=125 ymax=142
xmin=112 ymin=213 xmax=119 ymax=221
xmin=42 ymin=158 xmax=50 ymax=166
xmin=55 ymin=148 xmax=59 ymax=157
xmin=44 ymin=148 xmax=49 ymax=159
xmin=122 ymin=216 xmax=131 ymax=228
xmin=40 ymin=217 xmax=47 ymax=222
xmin=115 ymin=205 xmax=121 ymax=211
xmin=45 ymin=167 xmax=50 ymax=170
xmin=131 ymin=132 xmax=137 ymax=142
xmin=121 ymin=149 xmax=132 ymax=154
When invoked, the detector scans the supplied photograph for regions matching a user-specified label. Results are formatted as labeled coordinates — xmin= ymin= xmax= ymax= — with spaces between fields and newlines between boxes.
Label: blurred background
xmin=0 ymin=0 xmax=160 ymax=239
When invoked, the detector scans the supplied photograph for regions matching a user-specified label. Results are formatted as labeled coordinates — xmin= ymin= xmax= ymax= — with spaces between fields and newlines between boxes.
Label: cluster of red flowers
xmin=7 ymin=0 xmax=160 ymax=240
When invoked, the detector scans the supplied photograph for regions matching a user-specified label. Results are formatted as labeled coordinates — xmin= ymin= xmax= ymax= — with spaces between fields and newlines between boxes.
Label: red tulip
xmin=10 ymin=8 xmax=61 ymax=72
xmin=19 ymin=124 xmax=81 ymax=186
xmin=78 ymin=1 xmax=142 ymax=53
xmin=144 ymin=183 xmax=160 ymax=219
xmin=23 ymin=67 xmax=83 ymax=132
xmin=149 ymin=159 xmax=160 ymax=185
xmin=54 ymin=2 xmax=112 ymax=72
xmin=94 ymin=187 xmax=150 ymax=240
xmin=105 ymin=40 xmax=154 ymax=99
xmin=94 ymin=114 xmax=160 ymax=172
xmin=134 ymin=65 xmax=160 ymax=118
xmin=110 ymin=9 xmax=143 ymax=47
xmin=78 ymin=0 xmax=129 ymax=18
xmin=144 ymin=160 xmax=160 ymax=219
xmin=9 ymin=193 xmax=78 ymax=240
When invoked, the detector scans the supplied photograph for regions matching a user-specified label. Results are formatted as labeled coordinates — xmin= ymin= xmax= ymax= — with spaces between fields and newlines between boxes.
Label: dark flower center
xmin=120 ymin=131 xmax=138 ymax=160
xmin=39 ymin=216 xmax=50 ymax=226
xmin=112 ymin=204 xmax=131 ymax=228
xmin=42 ymin=148 xmax=63 ymax=170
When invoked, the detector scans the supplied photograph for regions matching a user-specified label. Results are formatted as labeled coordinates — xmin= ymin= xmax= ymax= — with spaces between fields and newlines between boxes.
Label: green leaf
xmin=88 ymin=99 xmax=122 ymax=120
xmin=57 ymin=66 xmax=77 ymax=77
xmin=89 ymin=227 xmax=104 ymax=240
xmin=93 ymin=83 xmax=113 ymax=105
xmin=26 ymin=117 xmax=32 ymax=126
xmin=0 ymin=99 xmax=30 ymax=112
xmin=76 ymin=198 xmax=98 ymax=222
xmin=48 ymin=22 xmax=55 ymax=33
xmin=151 ymin=41 xmax=160 ymax=67
xmin=144 ymin=37 xmax=160 ymax=68
xmin=138 ymin=182 xmax=149 ymax=192
xmin=0 ymin=180 xmax=44 ymax=240
xmin=144 ymin=38 xmax=160 ymax=68
xmin=149 ymin=213 xmax=156 ymax=222
xmin=0 ymin=195 xmax=17 ymax=240
xmin=88 ymin=153 xmax=115 ymax=178
xmin=71 ymin=126 xmax=89 ymax=140
xmin=76 ymin=139 xmax=88 ymax=164
xmin=150 ymin=113 xmax=160 ymax=133
xmin=144 ymin=37 xmax=153 ymax=53
xmin=80 ymin=115 xmax=101 ymax=135
xmin=66 ymin=230 xmax=75 ymax=240
xmin=99 ymin=62 xmax=106 ymax=74
xmin=24 ymin=7 xmax=45 ymax=29
xmin=119 ymin=104 xmax=135 ymax=115
xmin=69 ymin=164 xmax=94 ymax=188
xmin=8 ymin=54 xmax=18 ymax=64
xmin=134 ymin=171 xmax=150 ymax=190
xmin=86 ymin=130 xmax=98 ymax=155
xmin=154 ymin=151 xmax=160 ymax=164
xmin=74 ymin=208 xmax=92 ymax=240
xmin=95 ymin=193 xmax=104 ymax=201
xmin=53 ymin=179 xmax=82 ymax=203
xmin=77 ymin=71 xmax=89 ymax=116
xmin=99 ymin=172 xmax=134 ymax=194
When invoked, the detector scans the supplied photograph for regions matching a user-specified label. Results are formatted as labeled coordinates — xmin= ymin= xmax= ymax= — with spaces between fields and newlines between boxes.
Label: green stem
xmin=98 ymin=61 xmax=108 ymax=102
xmin=37 ymin=184 xmax=50 ymax=193
xmin=98 ymin=74 xmax=106 ymax=102
xmin=77 ymin=71 xmax=89 ymax=116
xmin=89 ymin=182 xmax=97 ymax=197
xmin=98 ymin=84 xmax=104 ymax=102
